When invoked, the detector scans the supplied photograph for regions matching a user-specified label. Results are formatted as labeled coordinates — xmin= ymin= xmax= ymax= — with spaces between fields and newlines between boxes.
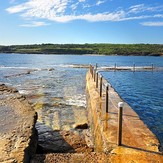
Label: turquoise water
xmin=0 ymin=54 xmax=163 ymax=148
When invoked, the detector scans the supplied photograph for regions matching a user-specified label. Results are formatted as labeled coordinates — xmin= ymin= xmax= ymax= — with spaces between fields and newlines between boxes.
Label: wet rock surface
xmin=4 ymin=69 xmax=37 ymax=78
xmin=31 ymin=115 xmax=94 ymax=162
xmin=36 ymin=122 xmax=93 ymax=154
xmin=0 ymin=84 xmax=37 ymax=163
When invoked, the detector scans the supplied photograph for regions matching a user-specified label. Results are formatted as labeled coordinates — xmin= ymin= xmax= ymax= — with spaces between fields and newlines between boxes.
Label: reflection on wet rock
xmin=36 ymin=122 xmax=93 ymax=154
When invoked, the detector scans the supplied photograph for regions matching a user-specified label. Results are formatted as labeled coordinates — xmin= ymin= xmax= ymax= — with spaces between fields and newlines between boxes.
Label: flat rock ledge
xmin=0 ymin=84 xmax=38 ymax=163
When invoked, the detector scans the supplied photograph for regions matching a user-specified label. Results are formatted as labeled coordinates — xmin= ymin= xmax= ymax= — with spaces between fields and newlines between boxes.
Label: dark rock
xmin=48 ymin=68 xmax=55 ymax=71
xmin=73 ymin=123 xmax=88 ymax=129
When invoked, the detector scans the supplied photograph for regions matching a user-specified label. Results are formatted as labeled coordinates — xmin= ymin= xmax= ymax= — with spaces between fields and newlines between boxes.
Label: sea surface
xmin=0 ymin=53 xmax=163 ymax=148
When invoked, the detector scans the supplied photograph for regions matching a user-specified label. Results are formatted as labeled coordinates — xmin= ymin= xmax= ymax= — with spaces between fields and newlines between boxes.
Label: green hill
xmin=0 ymin=44 xmax=163 ymax=56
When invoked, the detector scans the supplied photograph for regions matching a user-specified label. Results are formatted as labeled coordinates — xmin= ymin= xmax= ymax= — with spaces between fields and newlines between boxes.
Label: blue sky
xmin=0 ymin=0 xmax=163 ymax=45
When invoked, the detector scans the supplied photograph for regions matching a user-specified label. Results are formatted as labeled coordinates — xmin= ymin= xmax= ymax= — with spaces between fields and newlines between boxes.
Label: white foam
xmin=19 ymin=90 xmax=31 ymax=95
xmin=58 ymin=64 xmax=75 ymax=68
xmin=65 ymin=94 xmax=86 ymax=107
xmin=58 ymin=64 xmax=89 ymax=68
xmin=0 ymin=66 xmax=40 ymax=71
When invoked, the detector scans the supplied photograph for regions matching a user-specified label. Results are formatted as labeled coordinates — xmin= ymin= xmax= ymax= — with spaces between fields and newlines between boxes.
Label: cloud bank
xmin=20 ymin=21 xmax=49 ymax=27
xmin=6 ymin=0 xmax=163 ymax=26
xmin=141 ymin=21 xmax=163 ymax=27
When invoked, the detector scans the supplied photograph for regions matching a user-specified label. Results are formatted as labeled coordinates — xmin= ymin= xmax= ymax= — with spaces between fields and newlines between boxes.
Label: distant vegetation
xmin=0 ymin=44 xmax=163 ymax=56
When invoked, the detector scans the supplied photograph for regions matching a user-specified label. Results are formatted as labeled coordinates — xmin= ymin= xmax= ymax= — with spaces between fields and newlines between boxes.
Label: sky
xmin=0 ymin=0 xmax=163 ymax=45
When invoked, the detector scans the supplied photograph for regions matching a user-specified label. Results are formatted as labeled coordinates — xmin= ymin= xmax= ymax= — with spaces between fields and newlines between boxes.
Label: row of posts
xmin=90 ymin=63 xmax=154 ymax=72
xmin=89 ymin=64 xmax=123 ymax=146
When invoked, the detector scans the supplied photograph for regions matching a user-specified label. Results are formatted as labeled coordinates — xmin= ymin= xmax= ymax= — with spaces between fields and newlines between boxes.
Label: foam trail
xmin=65 ymin=94 xmax=86 ymax=107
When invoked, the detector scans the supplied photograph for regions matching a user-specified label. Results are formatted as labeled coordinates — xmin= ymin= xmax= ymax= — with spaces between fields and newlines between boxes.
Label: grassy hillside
xmin=0 ymin=44 xmax=163 ymax=56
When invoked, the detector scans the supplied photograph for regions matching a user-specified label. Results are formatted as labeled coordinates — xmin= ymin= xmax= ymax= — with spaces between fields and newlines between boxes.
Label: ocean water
xmin=0 ymin=53 xmax=163 ymax=147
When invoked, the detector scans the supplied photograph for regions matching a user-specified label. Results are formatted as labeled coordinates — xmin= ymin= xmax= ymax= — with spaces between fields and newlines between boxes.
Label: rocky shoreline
xmin=0 ymin=84 xmax=37 ymax=162
xmin=1 ymin=70 xmax=162 ymax=162
xmin=0 ymin=83 xmax=94 ymax=162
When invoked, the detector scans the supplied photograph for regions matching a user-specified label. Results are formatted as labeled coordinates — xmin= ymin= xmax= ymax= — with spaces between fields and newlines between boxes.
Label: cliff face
xmin=0 ymin=84 xmax=38 ymax=163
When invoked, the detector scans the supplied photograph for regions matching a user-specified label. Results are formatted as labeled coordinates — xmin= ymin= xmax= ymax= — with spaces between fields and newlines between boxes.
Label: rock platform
xmin=0 ymin=84 xmax=37 ymax=163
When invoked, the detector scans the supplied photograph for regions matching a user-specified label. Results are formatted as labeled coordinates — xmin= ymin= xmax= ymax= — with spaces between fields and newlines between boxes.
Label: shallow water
xmin=1 ymin=67 xmax=87 ymax=130
xmin=0 ymin=53 xmax=163 ymax=147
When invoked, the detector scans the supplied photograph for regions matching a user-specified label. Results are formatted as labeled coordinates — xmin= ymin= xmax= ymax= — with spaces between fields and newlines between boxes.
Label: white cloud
xmin=49 ymin=11 xmax=125 ymax=23
xmin=79 ymin=0 xmax=85 ymax=2
xmin=129 ymin=4 xmax=163 ymax=14
xmin=6 ymin=0 xmax=163 ymax=24
xmin=140 ymin=21 xmax=163 ymax=27
xmin=6 ymin=0 xmax=124 ymax=22
xmin=96 ymin=0 xmax=106 ymax=6
xmin=7 ymin=0 xmax=69 ymax=15
xmin=129 ymin=4 xmax=145 ymax=14
xmin=154 ymin=14 xmax=163 ymax=18
xmin=20 ymin=21 xmax=49 ymax=27
xmin=81 ymin=11 xmax=125 ymax=22
xmin=71 ymin=2 xmax=79 ymax=10
xmin=120 ymin=15 xmax=153 ymax=21
xmin=6 ymin=4 xmax=30 ymax=13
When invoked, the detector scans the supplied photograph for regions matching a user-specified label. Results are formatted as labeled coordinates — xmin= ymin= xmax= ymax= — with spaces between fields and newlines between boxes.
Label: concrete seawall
xmin=86 ymin=71 xmax=163 ymax=162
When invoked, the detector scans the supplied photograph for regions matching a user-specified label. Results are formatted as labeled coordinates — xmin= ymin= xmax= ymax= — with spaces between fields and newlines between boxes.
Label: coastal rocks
xmin=0 ymin=83 xmax=18 ymax=93
xmin=0 ymin=84 xmax=38 ymax=163
xmin=73 ymin=123 xmax=88 ymax=129
xmin=36 ymin=122 xmax=93 ymax=154
xmin=4 ymin=69 xmax=37 ymax=78
xmin=31 ymin=152 xmax=110 ymax=163
xmin=48 ymin=68 xmax=55 ymax=71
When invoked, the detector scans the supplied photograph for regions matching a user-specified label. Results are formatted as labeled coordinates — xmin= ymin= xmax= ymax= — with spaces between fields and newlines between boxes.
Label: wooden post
xmin=114 ymin=63 xmax=116 ymax=71
xmin=92 ymin=67 xmax=94 ymax=78
xmin=106 ymin=85 xmax=109 ymax=113
xmin=100 ymin=76 xmax=103 ymax=97
xmin=152 ymin=63 xmax=154 ymax=71
xmin=90 ymin=64 xmax=92 ymax=76
xmin=133 ymin=63 xmax=135 ymax=72
xmin=91 ymin=65 xmax=93 ymax=77
xmin=94 ymin=69 xmax=96 ymax=82
xmin=96 ymin=63 xmax=98 ymax=70
xmin=117 ymin=102 xmax=124 ymax=146
xmin=96 ymin=72 xmax=98 ymax=88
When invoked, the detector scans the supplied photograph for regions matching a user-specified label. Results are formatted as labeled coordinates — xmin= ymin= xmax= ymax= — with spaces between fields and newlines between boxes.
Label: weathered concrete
xmin=0 ymin=84 xmax=38 ymax=163
xmin=86 ymin=71 xmax=163 ymax=161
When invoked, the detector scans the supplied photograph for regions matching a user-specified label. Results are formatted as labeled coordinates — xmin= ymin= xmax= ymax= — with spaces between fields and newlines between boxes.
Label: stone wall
xmin=86 ymin=71 xmax=160 ymax=153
